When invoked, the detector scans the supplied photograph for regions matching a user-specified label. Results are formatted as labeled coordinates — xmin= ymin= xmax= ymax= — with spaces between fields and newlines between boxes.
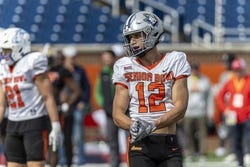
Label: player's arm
xmin=35 ymin=73 xmax=60 ymax=122
xmin=0 ymin=81 xmax=6 ymax=123
xmin=154 ymin=77 xmax=189 ymax=128
xmin=35 ymin=72 xmax=62 ymax=151
xmin=113 ymin=84 xmax=131 ymax=130
xmin=63 ymin=76 xmax=81 ymax=106
xmin=32 ymin=53 xmax=62 ymax=151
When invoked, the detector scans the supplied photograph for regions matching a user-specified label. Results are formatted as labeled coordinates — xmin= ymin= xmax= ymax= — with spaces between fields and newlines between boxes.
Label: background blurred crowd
xmin=0 ymin=42 xmax=250 ymax=167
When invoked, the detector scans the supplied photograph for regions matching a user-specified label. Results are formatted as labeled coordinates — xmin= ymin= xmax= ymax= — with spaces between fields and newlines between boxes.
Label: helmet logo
xmin=143 ymin=13 xmax=157 ymax=26
xmin=12 ymin=30 xmax=26 ymax=44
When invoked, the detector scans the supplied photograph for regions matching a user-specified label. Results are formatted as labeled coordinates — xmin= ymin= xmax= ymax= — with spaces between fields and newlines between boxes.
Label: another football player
xmin=0 ymin=27 xmax=62 ymax=167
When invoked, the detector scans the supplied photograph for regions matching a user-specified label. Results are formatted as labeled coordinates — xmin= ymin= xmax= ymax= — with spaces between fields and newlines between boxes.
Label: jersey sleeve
xmin=31 ymin=52 xmax=48 ymax=78
xmin=112 ymin=57 xmax=129 ymax=88
xmin=172 ymin=51 xmax=191 ymax=80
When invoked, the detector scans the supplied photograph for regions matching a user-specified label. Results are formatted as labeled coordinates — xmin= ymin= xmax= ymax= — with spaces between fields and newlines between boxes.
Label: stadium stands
xmin=1 ymin=0 xmax=250 ymax=44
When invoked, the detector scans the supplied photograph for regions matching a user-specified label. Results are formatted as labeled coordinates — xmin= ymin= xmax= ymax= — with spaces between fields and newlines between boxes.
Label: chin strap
xmin=135 ymin=46 xmax=154 ymax=57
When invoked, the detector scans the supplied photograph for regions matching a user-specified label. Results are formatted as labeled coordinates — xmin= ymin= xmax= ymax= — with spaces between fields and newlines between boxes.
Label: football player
xmin=112 ymin=11 xmax=191 ymax=167
xmin=0 ymin=27 xmax=62 ymax=167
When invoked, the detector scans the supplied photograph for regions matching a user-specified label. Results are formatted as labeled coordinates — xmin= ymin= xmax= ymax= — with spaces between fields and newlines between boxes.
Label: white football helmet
xmin=0 ymin=27 xmax=31 ymax=65
xmin=123 ymin=11 xmax=164 ymax=57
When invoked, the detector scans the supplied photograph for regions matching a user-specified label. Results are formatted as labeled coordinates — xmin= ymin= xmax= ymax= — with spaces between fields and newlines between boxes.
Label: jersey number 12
xmin=136 ymin=82 xmax=166 ymax=113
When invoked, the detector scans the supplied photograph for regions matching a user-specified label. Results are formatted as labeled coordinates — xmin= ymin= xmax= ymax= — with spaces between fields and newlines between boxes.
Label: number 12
xmin=135 ymin=82 xmax=166 ymax=113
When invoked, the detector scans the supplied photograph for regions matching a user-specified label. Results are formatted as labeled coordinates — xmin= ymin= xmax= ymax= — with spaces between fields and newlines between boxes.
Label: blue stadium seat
xmin=0 ymin=0 xmax=249 ymax=43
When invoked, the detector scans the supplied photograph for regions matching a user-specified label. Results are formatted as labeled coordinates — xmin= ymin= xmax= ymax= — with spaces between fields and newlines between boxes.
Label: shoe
xmin=244 ymin=154 xmax=250 ymax=164
xmin=224 ymin=153 xmax=236 ymax=162
xmin=215 ymin=147 xmax=226 ymax=157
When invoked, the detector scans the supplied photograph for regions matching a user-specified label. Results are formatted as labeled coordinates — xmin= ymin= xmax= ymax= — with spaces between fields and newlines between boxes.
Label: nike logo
xmin=162 ymin=68 xmax=168 ymax=73
xmin=131 ymin=146 xmax=142 ymax=151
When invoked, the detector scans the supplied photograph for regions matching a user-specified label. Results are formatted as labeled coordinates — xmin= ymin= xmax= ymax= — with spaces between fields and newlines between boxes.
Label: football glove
xmin=130 ymin=118 xmax=140 ymax=138
xmin=130 ymin=118 xmax=156 ymax=143
xmin=61 ymin=102 xmax=69 ymax=113
xmin=49 ymin=121 xmax=63 ymax=152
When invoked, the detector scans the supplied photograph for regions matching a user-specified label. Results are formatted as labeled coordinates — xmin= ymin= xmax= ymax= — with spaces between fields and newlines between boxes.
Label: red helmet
xmin=231 ymin=58 xmax=246 ymax=71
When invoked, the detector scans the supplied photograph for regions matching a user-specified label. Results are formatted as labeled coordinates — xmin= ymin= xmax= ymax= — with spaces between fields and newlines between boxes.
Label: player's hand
xmin=130 ymin=118 xmax=140 ymax=138
xmin=49 ymin=121 xmax=63 ymax=152
xmin=130 ymin=118 xmax=156 ymax=144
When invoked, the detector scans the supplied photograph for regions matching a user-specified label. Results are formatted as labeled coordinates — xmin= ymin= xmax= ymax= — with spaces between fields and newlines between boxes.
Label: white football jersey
xmin=113 ymin=51 xmax=191 ymax=122
xmin=0 ymin=52 xmax=48 ymax=121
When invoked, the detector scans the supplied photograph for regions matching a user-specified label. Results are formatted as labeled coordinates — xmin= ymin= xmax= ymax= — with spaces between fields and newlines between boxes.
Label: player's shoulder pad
xmin=25 ymin=51 xmax=46 ymax=59
xmin=114 ymin=56 xmax=132 ymax=67
xmin=168 ymin=51 xmax=187 ymax=60
xmin=21 ymin=52 xmax=47 ymax=70
xmin=24 ymin=51 xmax=47 ymax=62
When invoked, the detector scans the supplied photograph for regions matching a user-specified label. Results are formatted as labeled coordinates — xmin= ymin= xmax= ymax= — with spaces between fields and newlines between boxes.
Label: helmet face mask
xmin=1 ymin=49 xmax=14 ymax=64
xmin=0 ymin=27 xmax=31 ymax=65
xmin=123 ymin=11 xmax=164 ymax=57
xmin=124 ymin=31 xmax=146 ymax=57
